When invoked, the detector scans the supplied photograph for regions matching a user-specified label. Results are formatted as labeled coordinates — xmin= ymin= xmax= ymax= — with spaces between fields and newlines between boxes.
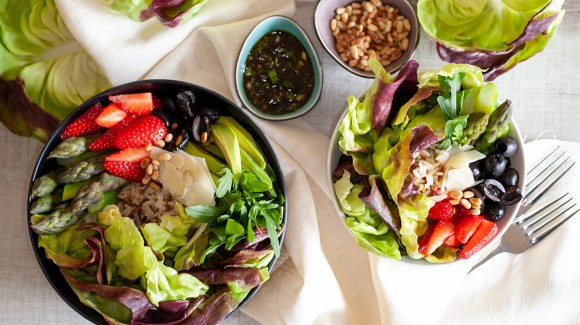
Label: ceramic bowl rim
xmin=313 ymin=0 xmax=420 ymax=79
xmin=27 ymin=79 xmax=288 ymax=323
xmin=326 ymin=105 xmax=526 ymax=266
xmin=235 ymin=15 xmax=323 ymax=121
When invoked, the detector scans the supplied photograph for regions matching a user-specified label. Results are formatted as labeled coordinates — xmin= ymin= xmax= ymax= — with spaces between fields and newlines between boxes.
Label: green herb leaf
xmin=185 ymin=205 xmax=226 ymax=224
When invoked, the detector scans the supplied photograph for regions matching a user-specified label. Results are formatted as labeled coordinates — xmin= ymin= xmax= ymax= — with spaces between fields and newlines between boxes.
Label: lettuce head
xmin=417 ymin=0 xmax=565 ymax=80
xmin=0 ymin=0 xmax=110 ymax=141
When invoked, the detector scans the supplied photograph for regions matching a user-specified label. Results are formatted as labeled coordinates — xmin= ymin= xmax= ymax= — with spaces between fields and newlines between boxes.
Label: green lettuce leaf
xmin=141 ymin=261 xmax=208 ymax=307
xmin=38 ymin=225 xmax=98 ymax=268
xmin=141 ymin=215 xmax=191 ymax=257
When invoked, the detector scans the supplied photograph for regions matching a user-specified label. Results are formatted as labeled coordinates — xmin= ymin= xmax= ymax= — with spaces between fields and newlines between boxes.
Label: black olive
xmin=469 ymin=160 xmax=484 ymax=180
xmin=484 ymin=202 xmax=506 ymax=221
xmin=498 ymin=168 xmax=519 ymax=187
xmin=176 ymin=89 xmax=196 ymax=117
xmin=495 ymin=136 xmax=517 ymax=157
xmin=159 ymin=96 xmax=178 ymax=115
xmin=504 ymin=185 xmax=521 ymax=194
xmin=151 ymin=109 xmax=171 ymax=128
xmin=483 ymin=153 xmax=507 ymax=179
xmin=499 ymin=190 xmax=523 ymax=207
xmin=198 ymin=106 xmax=220 ymax=123
xmin=479 ymin=179 xmax=505 ymax=202
xmin=190 ymin=116 xmax=201 ymax=142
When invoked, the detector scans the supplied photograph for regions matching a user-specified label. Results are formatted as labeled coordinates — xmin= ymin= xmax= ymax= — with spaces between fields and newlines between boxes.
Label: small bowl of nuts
xmin=314 ymin=0 xmax=419 ymax=78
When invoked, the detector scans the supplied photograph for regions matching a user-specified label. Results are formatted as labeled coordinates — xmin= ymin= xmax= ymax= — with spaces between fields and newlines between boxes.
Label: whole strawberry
xmin=114 ymin=115 xmax=168 ymax=148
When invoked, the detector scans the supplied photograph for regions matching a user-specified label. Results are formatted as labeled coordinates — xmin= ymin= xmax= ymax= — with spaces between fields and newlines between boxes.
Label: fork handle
xmin=469 ymin=244 xmax=506 ymax=272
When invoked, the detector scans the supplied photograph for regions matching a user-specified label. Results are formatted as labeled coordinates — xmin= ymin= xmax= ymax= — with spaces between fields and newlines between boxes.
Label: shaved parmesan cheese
xmin=445 ymin=167 xmax=476 ymax=191
xmin=445 ymin=150 xmax=485 ymax=169
xmin=150 ymin=148 xmax=216 ymax=206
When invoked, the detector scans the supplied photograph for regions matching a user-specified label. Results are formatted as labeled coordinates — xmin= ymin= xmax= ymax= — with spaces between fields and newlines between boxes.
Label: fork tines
xmin=516 ymin=192 xmax=579 ymax=244
xmin=523 ymin=146 xmax=575 ymax=206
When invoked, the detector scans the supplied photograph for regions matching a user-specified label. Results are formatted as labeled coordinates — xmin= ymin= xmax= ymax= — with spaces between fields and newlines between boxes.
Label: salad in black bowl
xmin=27 ymin=80 xmax=286 ymax=324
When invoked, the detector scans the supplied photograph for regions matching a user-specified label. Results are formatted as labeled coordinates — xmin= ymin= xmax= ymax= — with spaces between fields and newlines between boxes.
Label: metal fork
xmin=470 ymin=147 xmax=578 ymax=271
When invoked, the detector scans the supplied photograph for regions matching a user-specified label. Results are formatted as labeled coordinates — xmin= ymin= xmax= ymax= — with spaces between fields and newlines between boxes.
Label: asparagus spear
xmin=30 ymin=193 xmax=61 ymax=214
xmin=31 ymin=209 xmax=80 ymax=235
xmin=70 ymin=173 xmax=127 ymax=214
xmin=57 ymin=156 xmax=105 ymax=183
xmin=48 ymin=136 xmax=93 ymax=159
xmin=31 ymin=174 xmax=58 ymax=198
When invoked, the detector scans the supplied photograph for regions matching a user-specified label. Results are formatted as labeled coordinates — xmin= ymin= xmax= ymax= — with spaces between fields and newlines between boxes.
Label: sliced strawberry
xmin=460 ymin=219 xmax=498 ymax=259
xmin=424 ymin=220 xmax=455 ymax=257
xmin=106 ymin=147 xmax=150 ymax=163
xmin=95 ymin=103 xmax=127 ymax=128
xmin=109 ymin=93 xmax=154 ymax=115
xmin=89 ymin=115 xmax=139 ymax=151
xmin=427 ymin=200 xmax=454 ymax=220
xmin=60 ymin=103 xmax=104 ymax=139
xmin=114 ymin=115 xmax=168 ymax=149
xmin=418 ymin=222 xmax=437 ymax=255
xmin=444 ymin=234 xmax=461 ymax=247
xmin=455 ymin=215 xmax=484 ymax=244
xmin=104 ymin=160 xmax=145 ymax=183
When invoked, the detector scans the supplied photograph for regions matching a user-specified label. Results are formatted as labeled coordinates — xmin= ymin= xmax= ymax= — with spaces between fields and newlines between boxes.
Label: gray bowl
xmin=314 ymin=0 xmax=420 ymax=78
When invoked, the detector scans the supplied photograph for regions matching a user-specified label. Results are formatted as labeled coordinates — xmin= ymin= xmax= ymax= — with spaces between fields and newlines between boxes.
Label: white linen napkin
xmin=54 ymin=1 xmax=580 ymax=324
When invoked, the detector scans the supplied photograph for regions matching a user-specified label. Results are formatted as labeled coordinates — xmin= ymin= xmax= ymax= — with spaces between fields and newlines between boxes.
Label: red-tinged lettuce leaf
xmin=218 ymin=249 xmax=274 ymax=268
xmin=150 ymin=0 xmax=207 ymax=28
xmin=186 ymin=267 xmax=269 ymax=292
xmin=78 ymin=223 xmax=111 ymax=285
xmin=133 ymin=298 xmax=205 ymax=325
xmin=359 ymin=177 xmax=400 ymax=234
xmin=228 ymin=227 xmax=269 ymax=252
xmin=104 ymin=0 xmax=207 ymax=28
xmin=62 ymin=268 xmax=153 ymax=324
xmin=392 ymin=86 xmax=438 ymax=127
xmin=187 ymin=292 xmax=240 ymax=325
xmin=371 ymin=60 xmax=419 ymax=133
xmin=0 ymin=78 xmax=60 ymax=141
xmin=377 ymin=125 xmax=441 ymax=205
xmin=435 ymin=10 xmax=563 ymax=81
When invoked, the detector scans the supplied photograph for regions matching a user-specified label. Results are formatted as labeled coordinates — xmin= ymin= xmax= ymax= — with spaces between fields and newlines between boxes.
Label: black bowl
xmin=27 ymin=80 xmax=287 ymax=324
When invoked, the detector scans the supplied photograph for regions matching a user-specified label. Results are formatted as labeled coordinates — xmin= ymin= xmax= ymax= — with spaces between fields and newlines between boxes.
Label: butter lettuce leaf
xmin=0 ymin=0 xmax=110 ymax=141
xmin=417 ymin=0 xmax=565 ymax=80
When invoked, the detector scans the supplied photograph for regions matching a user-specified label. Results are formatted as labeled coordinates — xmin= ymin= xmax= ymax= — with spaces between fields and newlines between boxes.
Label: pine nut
xmin=142 ymin=175 xmax=151 ymax=185
xmin=149 ymin=180 xmax=161 ymax=190
xmin=460 ymin=199 xmax=472 ymax=210
xmin=140 ymin=157 xmax=151 ymax=169
xmin=449 ymin=199 xmax=461 ymax=205
xmin=146 ymin=164 xmax=154 ymax=175
xmin=164 ymin=133 xmax=173 ymax=143
xmin=469 ymin=197 xmax=482 ymax=206
xmin=151 ymin=169 xmax=159 ymax=181
xmin=449 ymin=190 xmax=463 ymax=200
xmin=470 ymin=208 xmax=481 ymax=215
xmin=151 ymin=159 xmax=160 ymax=166
xmin=200 ymin=132 xmax=208 ymax=143
xmin=329 ymin=1 xmax=413 ymax=71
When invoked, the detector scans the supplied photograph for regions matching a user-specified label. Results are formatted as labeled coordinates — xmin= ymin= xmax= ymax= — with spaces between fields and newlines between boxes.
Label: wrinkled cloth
xmin=50 ymin=1 xmax=580 ymax=324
